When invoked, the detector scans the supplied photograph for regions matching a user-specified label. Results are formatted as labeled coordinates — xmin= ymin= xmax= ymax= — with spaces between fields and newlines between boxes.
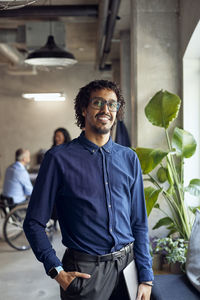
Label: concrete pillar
xmin=111 ymin=59 xmax=120 ymax=141
xmin=130 ymin=0 xmax=138 ymax=147
xmin=130 ymin=0 xmax=180 ymax=148
xmin=120 ymin=30 xmax=131 ymax=142
xmin=112 ymin=59 xmax=120 ymax=85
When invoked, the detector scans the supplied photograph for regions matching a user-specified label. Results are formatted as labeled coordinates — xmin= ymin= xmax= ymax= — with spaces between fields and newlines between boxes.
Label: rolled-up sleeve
xmin=131 ymin=155 xmax=154 ymax=283
xmin=23 ymin=151 xmax=62 ymax=273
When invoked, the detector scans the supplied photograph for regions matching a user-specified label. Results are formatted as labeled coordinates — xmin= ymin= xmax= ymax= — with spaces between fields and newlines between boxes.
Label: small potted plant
xmin=150 ymin=237 xmax=163 ymax=271
xmin=154 ymin=237 xmax=188 ymax=274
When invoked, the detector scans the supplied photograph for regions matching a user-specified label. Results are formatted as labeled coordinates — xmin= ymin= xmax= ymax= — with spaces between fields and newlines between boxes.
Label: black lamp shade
xmin=25 ymin=35 xmax=77 ymax=67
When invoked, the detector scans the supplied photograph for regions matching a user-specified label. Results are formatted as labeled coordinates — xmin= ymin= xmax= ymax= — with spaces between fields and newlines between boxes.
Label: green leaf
xmin=157 ymin=167 xmax=168 ymax=183
xmin=145 ymin=90 xmax=181 ymax=129
xmin=166 ymin=161 xmax=174 ymax=194
xmin=166 ymin=161 xmax=174 ymax=185
xmin=172 ymin=127 xmax=197 ymax=158
xmin=185 ymin=179 xmax=200 ymax=196
xmin=135 ymin=148 xmax=168 ymax=174
xmin=154 ymin=203 xmax=160 ymax=209
xmin=144 ymin=187 xmax=161 ymax=216
xmin=153 ymin=217 xmax=173 ymax=230
xmin=189 ymin=206 xmax=200 ymax=214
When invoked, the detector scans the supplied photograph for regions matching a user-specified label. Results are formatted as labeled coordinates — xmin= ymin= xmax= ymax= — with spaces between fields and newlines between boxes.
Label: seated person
xmin=3 ymin=149 xmax=33 ymax=204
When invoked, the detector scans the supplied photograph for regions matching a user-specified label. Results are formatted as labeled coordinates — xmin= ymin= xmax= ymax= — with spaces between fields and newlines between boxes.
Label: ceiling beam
xmin=99 ymin=0 xmax=121 ymax=70
xmin=0 ymin=5 xmax=98 ymax=19
xmin=95 ymin=0 xmax=109 ymax=70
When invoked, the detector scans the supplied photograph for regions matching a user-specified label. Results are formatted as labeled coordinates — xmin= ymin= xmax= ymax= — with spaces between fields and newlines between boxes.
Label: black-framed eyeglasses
xmin=89 ymin=97 xmax=120 ymax=112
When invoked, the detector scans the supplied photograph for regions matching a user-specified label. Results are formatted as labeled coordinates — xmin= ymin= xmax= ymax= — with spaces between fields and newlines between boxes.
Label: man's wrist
xmin=141 ymin=281 xmax=153 ymax=287
xmin=48 ymin=266 xmax=64 ymax=279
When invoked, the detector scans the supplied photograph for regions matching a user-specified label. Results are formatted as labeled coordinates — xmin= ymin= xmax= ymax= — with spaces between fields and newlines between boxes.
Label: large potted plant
xmin=134 ymin=90 xmax=200 ymax=240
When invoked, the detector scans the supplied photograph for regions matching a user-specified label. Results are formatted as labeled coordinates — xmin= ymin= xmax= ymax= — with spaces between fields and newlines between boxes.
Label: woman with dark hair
xmin=51 ymin=128 xmax=71 ymax=229
xmin=52 ymin=127 xmax=71 ymax=147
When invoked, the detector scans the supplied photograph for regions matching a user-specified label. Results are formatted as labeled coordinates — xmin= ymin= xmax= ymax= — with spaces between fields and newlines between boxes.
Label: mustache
xmin=95 ymin=112 xmax=111 ymax=119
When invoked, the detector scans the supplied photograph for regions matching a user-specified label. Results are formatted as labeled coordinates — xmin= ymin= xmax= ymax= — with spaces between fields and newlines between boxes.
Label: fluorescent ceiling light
xmin=22 ymin=93 xmax=66 ymax=102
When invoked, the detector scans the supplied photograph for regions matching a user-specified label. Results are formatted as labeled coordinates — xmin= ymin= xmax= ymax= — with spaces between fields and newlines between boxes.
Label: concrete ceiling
xmin=0 ymin=0 xmax=130 ymax=71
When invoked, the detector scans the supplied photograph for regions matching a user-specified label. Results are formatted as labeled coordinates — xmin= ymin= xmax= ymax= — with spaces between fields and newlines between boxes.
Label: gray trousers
xmin=60 ymin=248 xmax=134 ymax=300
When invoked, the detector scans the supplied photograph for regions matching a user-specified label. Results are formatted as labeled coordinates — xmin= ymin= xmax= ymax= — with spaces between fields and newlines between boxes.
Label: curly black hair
xmin=74 ymin=80 xmax=125 ymax=129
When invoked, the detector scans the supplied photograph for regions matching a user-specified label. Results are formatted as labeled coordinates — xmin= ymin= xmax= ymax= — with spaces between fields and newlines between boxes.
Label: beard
xmin=91 ymin=112 xmax=114 ymax=134
xmin=91 ymin=124 xmax=111 ymax=134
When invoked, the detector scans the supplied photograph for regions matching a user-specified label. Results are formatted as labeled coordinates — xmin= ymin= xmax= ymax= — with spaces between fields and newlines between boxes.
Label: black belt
xmin=67 ymin=242 xmax=134 ymax=262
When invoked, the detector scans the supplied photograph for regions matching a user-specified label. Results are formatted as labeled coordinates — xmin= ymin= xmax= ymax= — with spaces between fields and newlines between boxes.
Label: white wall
xmin=183 ymin=20 xmax=200 ymax=207
xmin=180 ymin=1 xmax=200 ymax=207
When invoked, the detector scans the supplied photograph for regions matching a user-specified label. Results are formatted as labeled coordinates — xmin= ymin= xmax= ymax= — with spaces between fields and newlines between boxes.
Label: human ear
xmin=82 ymin=108 xmax=86 ymax=117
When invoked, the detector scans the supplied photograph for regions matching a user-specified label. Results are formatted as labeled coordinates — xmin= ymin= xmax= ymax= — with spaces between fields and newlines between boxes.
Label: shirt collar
xmin=78 ymin=131 xmax=113 ymax=154
xmin=15 ymin=161 xmax=26 ymax=169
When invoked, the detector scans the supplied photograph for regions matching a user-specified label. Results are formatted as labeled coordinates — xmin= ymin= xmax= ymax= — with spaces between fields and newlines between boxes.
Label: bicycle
xmin=0 ymin=195 xmax=54 ymax=251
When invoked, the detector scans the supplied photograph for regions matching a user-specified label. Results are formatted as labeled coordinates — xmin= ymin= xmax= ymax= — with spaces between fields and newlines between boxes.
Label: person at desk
xmin=24 ymin=80 xmax=153 ymax=300
xmin=3 ymin=148 xmax=33 ymax=204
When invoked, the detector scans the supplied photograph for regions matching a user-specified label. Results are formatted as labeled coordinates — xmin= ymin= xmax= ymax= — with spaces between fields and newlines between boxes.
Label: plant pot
xmin=170 ymin=262 xmax=183 ymax=274
xmin=153 ymin=253 xmax=162 ymax=271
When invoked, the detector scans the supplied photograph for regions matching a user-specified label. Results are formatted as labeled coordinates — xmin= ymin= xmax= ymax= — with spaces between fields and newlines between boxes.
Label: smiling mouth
xmin=96 ymin=114 xmax=111 ymax=122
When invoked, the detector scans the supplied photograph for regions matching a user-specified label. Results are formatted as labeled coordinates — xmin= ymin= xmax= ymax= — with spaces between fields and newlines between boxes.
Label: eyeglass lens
xmin=90 ymin=97 xmax=120 ymax=111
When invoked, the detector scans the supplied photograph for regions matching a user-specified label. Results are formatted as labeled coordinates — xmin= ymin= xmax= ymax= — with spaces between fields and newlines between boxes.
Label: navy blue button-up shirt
xmin=24 ymin=132 xmax=153 ymax=282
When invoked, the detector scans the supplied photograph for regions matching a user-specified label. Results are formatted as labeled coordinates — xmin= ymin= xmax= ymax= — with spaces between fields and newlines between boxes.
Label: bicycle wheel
xmin=3 ymin=204 xmax=30 ymax=251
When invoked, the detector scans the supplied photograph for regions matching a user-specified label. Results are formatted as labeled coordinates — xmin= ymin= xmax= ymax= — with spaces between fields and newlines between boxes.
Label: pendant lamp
xmin=24 ymin=35 xmax=77 ymax=67
xmin=0 ymin=0 xmax=37 ymax=9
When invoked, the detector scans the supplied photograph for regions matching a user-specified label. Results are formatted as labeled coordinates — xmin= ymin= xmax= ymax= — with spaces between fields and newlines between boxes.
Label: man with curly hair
xmin=24 ymin=80 xmax=153 ymax=300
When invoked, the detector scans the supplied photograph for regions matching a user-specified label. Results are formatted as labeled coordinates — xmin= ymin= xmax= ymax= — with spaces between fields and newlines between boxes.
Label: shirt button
xmin=108 ymin=204 xmax=111 ymax=208
xmin=92 ymin=149 xmax=95 ymax=153
xmin=105 ymin=182 xmax=108 ymax=185
xmin=110 ymin=228 xmax=112 ymax=232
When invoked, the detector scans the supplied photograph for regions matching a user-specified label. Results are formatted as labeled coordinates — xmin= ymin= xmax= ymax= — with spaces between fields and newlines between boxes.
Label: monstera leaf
xmin=172 ymin=127 xmax=197 ymax=158
xmin=145 ymin=90 xmax=181 ymax=129
xmin=135 ymin=148 xmax=168 ymax=174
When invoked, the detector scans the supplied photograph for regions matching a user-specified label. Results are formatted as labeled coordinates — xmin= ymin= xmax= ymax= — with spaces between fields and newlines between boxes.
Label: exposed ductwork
xmin=0 ymin=42 xmax=37 ymax=75
xmin=96 ymin=0 xmax=121 ymax=70
xmin=0 ymin=43 xmax=24 ymax=65
xmin=0 ymin=0 xmax=37 ymax=10
xmin=95 ymin=0 xmax=109 ymax=69
xmin=0 ymin=5 xmax=98 ymax=18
